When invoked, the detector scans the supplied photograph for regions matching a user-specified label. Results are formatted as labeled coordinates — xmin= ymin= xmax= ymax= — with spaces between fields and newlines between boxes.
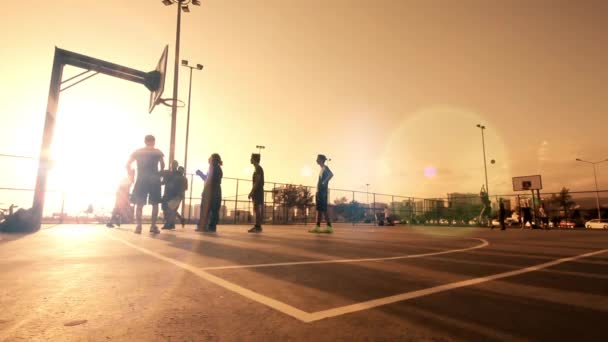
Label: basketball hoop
xmin=159 ymin=98 xmax=185 ymax=108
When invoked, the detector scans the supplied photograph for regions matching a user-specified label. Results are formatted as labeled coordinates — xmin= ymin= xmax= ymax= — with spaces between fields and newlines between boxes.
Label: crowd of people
xmin=108 ymin=134 xmax=334 ymax=234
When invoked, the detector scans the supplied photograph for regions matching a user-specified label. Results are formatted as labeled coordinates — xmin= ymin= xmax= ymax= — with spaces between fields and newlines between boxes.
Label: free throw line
xmin=105 ymin=231 xmax=607 ymax=323
xmin=202 ymin=238 xmax=489 ymax=270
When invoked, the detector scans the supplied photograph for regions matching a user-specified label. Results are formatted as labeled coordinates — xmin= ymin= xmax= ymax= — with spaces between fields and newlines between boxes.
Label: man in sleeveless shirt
xmin=248 ymin=153 xmax=264 ymax=233
xmin=127 ymin=135 xmax=165 ymax=234
xmin=309 ymin=154 xmax=334 ymax=234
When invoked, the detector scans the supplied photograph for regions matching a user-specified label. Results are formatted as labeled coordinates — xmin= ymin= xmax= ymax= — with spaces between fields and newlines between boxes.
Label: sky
xmin=1 ymin=0 xmax=607 ymax=213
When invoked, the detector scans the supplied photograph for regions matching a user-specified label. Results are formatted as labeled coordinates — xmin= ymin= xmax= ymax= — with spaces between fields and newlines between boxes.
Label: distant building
xmin=448 ymin=193 xmax=482 ymax=207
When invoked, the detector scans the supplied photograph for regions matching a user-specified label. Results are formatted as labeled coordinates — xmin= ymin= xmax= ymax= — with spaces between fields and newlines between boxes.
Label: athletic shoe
xmin=161 ymin=225 xmax=171 ymax=230
xmin=134 ymin=225 xmax=142 ymax=234
xmin=248 ymin=226 xmax=262 ymax=233
xmin=308 ymin=226 xmax=322 ymax=233
xmin=106 ymin=223 xmax=114 ymax=228
xmin=322 ymin=226 xmax=334 ymax=234
xmin=150 ymin=225 xmax=161 ymax=234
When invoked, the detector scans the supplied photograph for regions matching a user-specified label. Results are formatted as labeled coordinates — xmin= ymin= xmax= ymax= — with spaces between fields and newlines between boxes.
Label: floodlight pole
xmin=163 ymin=0 xmax=201 ymax=164
xmin=576 ymin=158 xmax=608 ymax=220
xmin=256 ymin=145 xmax=265 ymax=155
xmin=168 ymin=2 xmax=182 ymax=165
xmin=180 ymin=60 xmax=203 ymax=218
xmin=476 ymin=124 xmax=489 ymax=198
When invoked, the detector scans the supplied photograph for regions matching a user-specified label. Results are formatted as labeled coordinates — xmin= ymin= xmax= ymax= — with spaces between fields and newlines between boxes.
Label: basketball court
xmin=1 ymin=224 xmax=606 ymax=341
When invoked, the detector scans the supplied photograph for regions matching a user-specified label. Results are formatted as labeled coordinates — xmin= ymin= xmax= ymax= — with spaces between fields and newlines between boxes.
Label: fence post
xmin=234 ymin=179 xmax=239 ymax=224
xmin=272 ymin=183 xmax=276 ymax=225
xmin=60 ymin=191 xmax=65 ymax=224
xmin=304 ymin=186 xmax=308 ymax=226
xmin=517 ymin=194 xmax=522 ymax=227
xmin=352 ymin=191 xmax=355 ymax=226
xmin=187 ymin=173 xmax=194 ymax=224
xmin=391 ymin=195 xmax=395 ymax=224
xmin=373 ymin=193 xmax=376 ymax=225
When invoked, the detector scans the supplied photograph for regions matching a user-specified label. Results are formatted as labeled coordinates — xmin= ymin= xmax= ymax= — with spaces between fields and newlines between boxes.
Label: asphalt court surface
xmin=1 ymin=224 xmax=607 ymax=341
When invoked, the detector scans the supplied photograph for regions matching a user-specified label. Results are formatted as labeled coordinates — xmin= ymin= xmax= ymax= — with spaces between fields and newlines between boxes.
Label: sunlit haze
xmin=1 ymin=0 xmax=607 ymax=213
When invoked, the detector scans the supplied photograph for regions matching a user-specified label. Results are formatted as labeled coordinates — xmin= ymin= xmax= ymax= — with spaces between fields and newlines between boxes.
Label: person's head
xmin=171 ymin=160 xmax=179 ymax=171
xmin=250 ymin=153 xmax=261 ymax=165
xmin=144 ymin=134 xmax=155 ymax=147
xmin=209 ymin=153 xmax=223 ymax=166
xmin=177 ymin=166 xmax=185 ymax=175
xmin=316 ymin=154 xmax=327 ymax=166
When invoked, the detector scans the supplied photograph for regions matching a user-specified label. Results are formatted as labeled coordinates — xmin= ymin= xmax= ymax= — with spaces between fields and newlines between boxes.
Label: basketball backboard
xmin=512 ymin=175 xmax=543 ymax=191
xmin=147 ymin=45 xmax=168 ymax=113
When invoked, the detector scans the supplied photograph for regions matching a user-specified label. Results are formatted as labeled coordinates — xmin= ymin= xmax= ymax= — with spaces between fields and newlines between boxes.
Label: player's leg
xmin=149 ymin=179 xmax=162 ymax=233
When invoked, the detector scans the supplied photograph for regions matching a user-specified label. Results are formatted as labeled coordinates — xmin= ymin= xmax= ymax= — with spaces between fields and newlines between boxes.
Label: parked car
xmin=585 ymin=219 xmax=608 ymax=229
xmin=490 ymin=218 xmax=519 ymax=227
xmin=558 ymin=220 xmax=576 ymax=229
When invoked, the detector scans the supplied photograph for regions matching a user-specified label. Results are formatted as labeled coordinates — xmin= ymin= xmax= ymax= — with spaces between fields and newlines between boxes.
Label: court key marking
xmin=105 ymin=232 xmax=606 ymax=323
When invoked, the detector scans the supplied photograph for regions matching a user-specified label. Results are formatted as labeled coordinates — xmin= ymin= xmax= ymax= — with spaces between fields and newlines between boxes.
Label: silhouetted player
xmin=248 ymin=153 xmax=264 ymax=233
xmin=161 ymin=161 xmax=187 ymax=230
xmin=498 ymin=198 xmax=506 ymax=230
xmin=127 ymin=135 xmax=165 ymax=234
xmin=309 ymin=154 xmax=333 ymax=233
xmin=196 ymin=153 xmax=223 ymax=232
xmin=106 ymin=169 xmax=134 ymax=228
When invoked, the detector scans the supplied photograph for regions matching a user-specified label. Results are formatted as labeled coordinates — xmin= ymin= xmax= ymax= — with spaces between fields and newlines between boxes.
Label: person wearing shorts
xmin=309 ymin=154 xmax=333 ymax=234
xmin=127 ymin=135 xmax=165 ymax=234
xmin=161 ymin=161 xmax=187 ymax=230
xmin=248 ymin=153 xmax=265 ymax=233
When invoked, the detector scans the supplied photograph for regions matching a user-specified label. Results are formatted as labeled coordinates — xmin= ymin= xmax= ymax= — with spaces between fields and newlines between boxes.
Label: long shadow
xmin=149 ymin=229 xmax=478 ymax=264
xmin=108 ymin=226 xmax=608 ymax=333
xmin=375 ymin=284 xmax=608 ymax=342
xmin=132 ymin=233 xmax=516 ymax=306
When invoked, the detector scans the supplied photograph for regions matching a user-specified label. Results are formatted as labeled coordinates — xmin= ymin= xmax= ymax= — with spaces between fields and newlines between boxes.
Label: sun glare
xmin=45 ymin=97 xmax=139 ymax=214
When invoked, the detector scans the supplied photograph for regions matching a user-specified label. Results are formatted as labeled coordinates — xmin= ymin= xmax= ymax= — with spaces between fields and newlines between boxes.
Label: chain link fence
xmin=2 ymin=154 xmax=607 ymax=227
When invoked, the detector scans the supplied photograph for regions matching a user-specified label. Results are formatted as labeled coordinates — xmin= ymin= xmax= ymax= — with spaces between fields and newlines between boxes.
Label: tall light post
xmin=576 ymin=158 xmax=608 ymax=220
xmin=476 ymin=124 xmax=489 ymax=198
xmin=161 ymin=0 xmax=201 ymax=165
xmin=180 ymin=59 xmax=203 ymax=218
xmin=256 ymin=145 xmax=265 ymax=155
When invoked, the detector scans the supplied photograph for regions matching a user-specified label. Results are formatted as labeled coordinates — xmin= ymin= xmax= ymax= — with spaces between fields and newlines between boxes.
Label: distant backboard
xmin=512 ymin=175 xmax=542 ymax=191
xmin=148 ymin=45 xmax=168 ymax=113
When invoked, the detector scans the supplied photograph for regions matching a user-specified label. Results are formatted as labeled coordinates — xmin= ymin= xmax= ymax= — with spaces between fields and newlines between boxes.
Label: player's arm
xmin=195 ymin=169 xmax=208 ymax=181
xmin=252 ymin=167 xmax=263 ymax=192
xmin=159 ymin=153 xmax=165 ymax=172
xmin=126 ymin=153 xmax=136 ymax=174
xmin=322 ymin=167 xmax=334 ymax=185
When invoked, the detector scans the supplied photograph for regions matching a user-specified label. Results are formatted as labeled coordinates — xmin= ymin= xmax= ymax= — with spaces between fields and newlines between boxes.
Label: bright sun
xmin=45 ymin=98 xmax=140 ymax=214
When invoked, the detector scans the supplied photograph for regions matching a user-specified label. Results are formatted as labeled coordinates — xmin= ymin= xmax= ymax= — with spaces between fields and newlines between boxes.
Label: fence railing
xmin=2 ymin=153 xmax=607 ymax=227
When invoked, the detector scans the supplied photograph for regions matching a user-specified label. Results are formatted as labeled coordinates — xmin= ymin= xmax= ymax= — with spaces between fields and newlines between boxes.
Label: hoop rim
xmin=159 ymin=98 xmax=186 ymax=108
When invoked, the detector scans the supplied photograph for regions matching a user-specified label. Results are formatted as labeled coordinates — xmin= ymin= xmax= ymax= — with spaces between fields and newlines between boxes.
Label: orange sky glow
xmin=1 ymin=0 xmax=607 ymax=214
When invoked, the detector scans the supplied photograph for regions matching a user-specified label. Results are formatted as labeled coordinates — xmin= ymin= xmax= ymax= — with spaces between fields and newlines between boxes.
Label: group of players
xmin=108 ymin=134 xmax=334 ymax=234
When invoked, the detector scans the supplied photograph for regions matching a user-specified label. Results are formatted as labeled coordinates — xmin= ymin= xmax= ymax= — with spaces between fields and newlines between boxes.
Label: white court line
xmin=104 ymin=233 xmax=313 ymax=322
xmin=202 ymin=238 xmax=489 ymax=270
xmin=105 ymin=231 xmax=607 ymax=323
xmin=308 ymin=248 xmax=608 ymax=322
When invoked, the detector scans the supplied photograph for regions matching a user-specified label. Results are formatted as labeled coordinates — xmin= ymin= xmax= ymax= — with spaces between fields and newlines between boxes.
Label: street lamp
xmin=256 ymin=145 xmax=265 ymax=155
xmin=161 ymin=0 xmax=201 ymax=165
xmin=576 ymin=158 xmax=608 ymax=220
xmin=476 ymin=124 xmax=489 ymax=197
xmin=180 ymin=60 xmax=203 ymax=218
